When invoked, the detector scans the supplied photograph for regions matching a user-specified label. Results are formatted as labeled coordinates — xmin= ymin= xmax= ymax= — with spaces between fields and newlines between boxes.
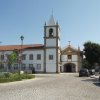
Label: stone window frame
xmin=49 ymin=55 xmax=53 ymax=60
xmin=1 ymin=55 xmax=4 ymax=60
xmin=29 ymin=54 xmax=33 ymax=60
xmin=29 ymin=64 xmax=34 ymax=70
xmin=21 ymin=63 xmax=26 ymax=70
xmin=37 ymin=54 xmax=41 ymax=60
xmin=22 ymin=54 xmax=26 ymax=60
xmin=37 ymin=64 xmax=41 ymax=70
xmin=14 ymin=64 xmax=18 ymax=70
xmin=68 ymin=55 xmax=72 ymax=59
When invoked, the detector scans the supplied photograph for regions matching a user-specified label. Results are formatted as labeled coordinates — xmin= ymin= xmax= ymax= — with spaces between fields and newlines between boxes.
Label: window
xmin=49 ymin=55 xmax=53 ymax=60
xmin=1 ymin=55 xmax=4 ymax=60
xmin=37 ymin=64 xmax=41 ymax=70
xmin=37 ymin=54 xmax=41 ymax=60
xmin=68 ymin=55 xmax=72 ymax=59
xmin=6 ymin=54 xmax=10 ymax=61
xmin=29 ymin=54 xmax=33 ymax=60
xmin=21 ymin=64 xmax=26 ymax=70
xmin=14 ymin=64 xmax=18 ymax=70
xmin=22 ymin=54 xmax=26 ymax=60
xmin=6 ymin=54 xmax=10 ymax=58
xmin=0 ymin=64 xmax=4 ymax=69
xmin=49 ymin=28 xmax=53 ymax=37
xmin=29 ymin=64 xmax=33 ymax=70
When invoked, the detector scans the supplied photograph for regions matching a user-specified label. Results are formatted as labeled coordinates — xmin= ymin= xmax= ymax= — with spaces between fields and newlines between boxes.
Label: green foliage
xmin=0 ymin=63 xmax=5 ymax=72
xmin=82 ymin=59 xmax=92 ymax=69
xmin=20 ymin=73 xmax=34 ymax=79
xmin=8 ymin=51 xmax=18 ymax=65
xmin=0 ymin=69 xmax=5 ymax=72
xmin=83 ymin=41 xmax=100 ymax=66
xmin=4 ymin=72 xmax=10 ymax=78
xmin=0 ymin=73 xmax=35 ymax=83
xmin=6 ymin=51 xmax=18 ymax=71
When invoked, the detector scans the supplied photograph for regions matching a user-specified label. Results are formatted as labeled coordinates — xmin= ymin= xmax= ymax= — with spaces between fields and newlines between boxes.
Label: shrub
xmin=0 ymin=69 xmax=6 ymax=72
xmin=20 ymin=73 xmax=35 ymax=79
xmin=10 ymin=73 xmax=21 ymax=81
xmin=0 ymin=73 xmax=35 ymax=83
xmin=4 ymin=73 xmax=10 ymax=78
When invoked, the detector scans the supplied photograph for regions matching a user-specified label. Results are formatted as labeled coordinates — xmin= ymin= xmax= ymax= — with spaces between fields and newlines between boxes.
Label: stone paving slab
xmin=0 ymin=73 xmax=100 ymax=100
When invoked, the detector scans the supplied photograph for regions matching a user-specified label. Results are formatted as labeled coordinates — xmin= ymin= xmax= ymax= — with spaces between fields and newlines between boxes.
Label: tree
xmin=7 ymin=50 xmax=18 ymax=71
xmin=83 ymin=41 xmax=100 ymax=68
xmin=82 ymin=59 xmax=91 ymax=69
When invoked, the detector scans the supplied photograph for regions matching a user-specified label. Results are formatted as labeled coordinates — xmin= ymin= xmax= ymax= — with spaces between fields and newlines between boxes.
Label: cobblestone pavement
xmin=0 ymin=73 xmax=100 ymax=100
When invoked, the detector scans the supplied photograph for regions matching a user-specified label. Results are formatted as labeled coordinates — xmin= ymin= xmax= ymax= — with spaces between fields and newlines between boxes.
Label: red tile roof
xmin=0 ymin=44 xmax=44 ymax=51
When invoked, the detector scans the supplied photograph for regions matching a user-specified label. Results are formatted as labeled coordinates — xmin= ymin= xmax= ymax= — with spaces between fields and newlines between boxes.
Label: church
xmin=0 ymin=15 xmax=83 ymax=73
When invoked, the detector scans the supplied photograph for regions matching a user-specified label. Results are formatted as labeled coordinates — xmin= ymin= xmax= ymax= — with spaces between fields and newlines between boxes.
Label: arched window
xmin=49 ymin=28 xmax=53 ymax=37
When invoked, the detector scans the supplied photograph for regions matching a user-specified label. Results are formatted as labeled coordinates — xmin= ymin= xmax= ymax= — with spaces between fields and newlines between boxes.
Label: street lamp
xmin=20 ymin=36 xmax=24 ymax=47
xmin=19 ymin=35 xmax=24 ymax=75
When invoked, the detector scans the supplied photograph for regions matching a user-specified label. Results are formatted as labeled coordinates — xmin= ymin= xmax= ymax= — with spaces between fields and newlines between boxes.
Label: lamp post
xmin=19 ymin=35 xmax=24 ymax=75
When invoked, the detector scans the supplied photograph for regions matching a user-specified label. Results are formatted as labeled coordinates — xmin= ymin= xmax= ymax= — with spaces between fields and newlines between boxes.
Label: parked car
xmin=89 ymin=69 xmax=95 ymax=75
xmin=79 ymin=68 xmax=90 ymax=77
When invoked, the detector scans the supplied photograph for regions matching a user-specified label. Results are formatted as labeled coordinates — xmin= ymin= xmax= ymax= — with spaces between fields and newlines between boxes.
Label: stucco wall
xmin=46 ymin=39 xmax=56 ymax=47
xmin=46 ymin=49 xmax=56 ymax=72
xmin=22 ymin=49 xmax=44 ymax=72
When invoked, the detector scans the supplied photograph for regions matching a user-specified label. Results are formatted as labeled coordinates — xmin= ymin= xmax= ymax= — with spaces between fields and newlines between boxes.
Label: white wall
xmin=46 ymin=49 xmax=56 ymax=72
xmin=46 ymin=63 xmax=56 ymax=72
xmin=58 ymin=39 xmax=60 ymax=47
xmin=0 ymin=49 xmax=44 ymax=72
xmin=72 ymin=55 xmax=78 ymax=61
xmin=0 ymin=51 xmax=13 ymax=60
xmin=61 ymin=55 xmax=67 ymax=61
xmin=0 ymin=51 xmax=13 ymax=68
xmin=22 ymin=49 xmax=44 ymax=72
xmin=46 ymin=39 xmax=56 ymax=47
xmin=58 ymin=54 xmax=60 ymax=63
xmin=46 ymin=49 xmax=56 ymax=63
xmin=61 ymin=55 xmax=78 ymax=62
xmin=58 ymin=28 xmax=60 ymax=38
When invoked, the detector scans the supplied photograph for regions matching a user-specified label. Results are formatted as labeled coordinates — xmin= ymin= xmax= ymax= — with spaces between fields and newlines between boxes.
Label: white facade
xmin=22 ymin=49 xmax=44 ymax=72
xmin=0 ymin=16 xmax=82 ymax=73
xmin=61 ymin=45 xmax=82 ymax=72
xmin=46 ymin=49 xmax=56 ymax=72
xmin=46 ymin=39 xmax=56 ymax=47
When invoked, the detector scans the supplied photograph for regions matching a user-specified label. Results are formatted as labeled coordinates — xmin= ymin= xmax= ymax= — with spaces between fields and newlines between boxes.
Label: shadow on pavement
xmin=81 ymin=76 xmax=100 ymax=87
xmin=74 ymin=75 xmax=79 ymax=77
xmin=82 ymin=78 xmax=98 ymax=82
xmin=93 ymin=82 xmax=100 ymax=87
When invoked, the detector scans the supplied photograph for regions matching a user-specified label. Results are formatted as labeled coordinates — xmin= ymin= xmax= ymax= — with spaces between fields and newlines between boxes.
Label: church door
xmin=64 ymin=63 xmax=76 ymax=72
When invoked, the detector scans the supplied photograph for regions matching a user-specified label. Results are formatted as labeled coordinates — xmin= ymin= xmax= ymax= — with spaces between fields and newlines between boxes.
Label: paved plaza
xmin=0 ymin=73 xmax=100 ymax=100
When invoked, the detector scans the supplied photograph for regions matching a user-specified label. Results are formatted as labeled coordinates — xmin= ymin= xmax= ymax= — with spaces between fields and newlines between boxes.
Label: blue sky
xmin=0 ymin=0 xmax=100 ymax=50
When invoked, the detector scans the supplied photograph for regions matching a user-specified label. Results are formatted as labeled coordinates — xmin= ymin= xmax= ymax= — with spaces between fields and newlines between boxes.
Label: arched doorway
xmin=64 ymin=63 xmax=76 ymax=72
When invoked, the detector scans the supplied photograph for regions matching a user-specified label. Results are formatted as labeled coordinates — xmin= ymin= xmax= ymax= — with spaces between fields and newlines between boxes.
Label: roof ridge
xmin=0 ymin=44 xmax=44 ymax=46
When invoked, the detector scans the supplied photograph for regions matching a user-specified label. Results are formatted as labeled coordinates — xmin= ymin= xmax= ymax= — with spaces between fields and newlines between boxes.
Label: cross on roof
xmin=68 ymin=41 xmax=71 ymax=46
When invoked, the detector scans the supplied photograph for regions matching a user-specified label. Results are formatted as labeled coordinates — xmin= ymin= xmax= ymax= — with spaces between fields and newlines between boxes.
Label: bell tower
xmin=44 ymin=15 xmax=61 ymax=73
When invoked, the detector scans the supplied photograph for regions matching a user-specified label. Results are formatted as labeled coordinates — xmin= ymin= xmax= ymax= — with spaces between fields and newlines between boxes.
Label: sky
xmin=0 ymin=0 xmax=100 ymax=50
